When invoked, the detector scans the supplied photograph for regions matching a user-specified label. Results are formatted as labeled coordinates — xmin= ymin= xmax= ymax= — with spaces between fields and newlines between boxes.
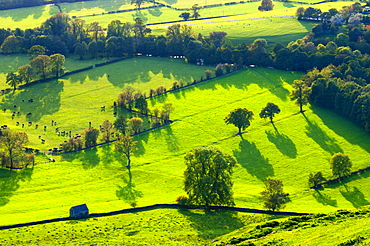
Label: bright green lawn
xmin=0 ymin=57 xmax=213 ymax=151
xmin=1 ymin=66 xmax=370 ymax=227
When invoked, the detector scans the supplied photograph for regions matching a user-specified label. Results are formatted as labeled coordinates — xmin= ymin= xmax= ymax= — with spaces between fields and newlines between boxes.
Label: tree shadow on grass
xmin=312 ymin=190 xmax=337 ymax=207
xmin=163 ymin=125 xmax=179 ymax=152
xmin=0 ymin=167 xmax=33 ymax=206
xmin=148 ymin=7 xmax=162 ymax=17
xmin=311 ymin=106 xmax=370 ymax=154
xmin=340 ymin=185 xmax=370 ymax=208
xmin=116 ymin=169 xmax=143 ymax=203
xmin=100 ymin=144 xmax=122 ymax=167
xmin=81 ymin=147 xmax=100 ymax=169
xmin=303 ymin=114 xmax=343 ymax=155
xmin=178 ymin=209 xmax=244 ymax=240
xmin=265 ymin=124 xmax=297 ymax=158
xmin=0 ymin=79 xmax=63 ymax=122
xmin=233 ymin=136 xmax=274 ymax=181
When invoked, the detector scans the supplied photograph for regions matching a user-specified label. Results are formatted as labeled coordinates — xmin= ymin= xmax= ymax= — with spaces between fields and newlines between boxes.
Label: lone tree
xmin=330 ymin=153 xmax=352 ymax=178
xmin=179 ymin=12 xmax=191 ymax=21
xmin=259 ymin=179 xmax=287 ymax=211
xmin=6 ymin=72 xmax=21 ymax=90
xmin=224 ymin=108 xmax=254 ymax=134
xmin=128 ymin=117 xmax=143 ymax=134
xmin=131 ymin=0 xmax=145 ymax=10
xmin=290 ymin=80 xmax=311 ymax=113
xmin=183 ymin=146 xmax=236 ymax=206
xmin=308 ymin=171 xmax=326 ymax=187
xmin=83 ymin=127 xmax=99 ymax=147
xmin=258 ymin=0 xmax=274 ymax=11
xmin=190 ymin=4 xmax=202 ymax=19
xmin=259 ymin=102 xmax=281 ymax=123
xmin=115 ymin=134 xmax=138 ymax=169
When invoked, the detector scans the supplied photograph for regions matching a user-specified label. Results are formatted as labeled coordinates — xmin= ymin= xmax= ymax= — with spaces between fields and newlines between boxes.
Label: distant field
xmin=1 ymin=66 xmax=370 ymax=227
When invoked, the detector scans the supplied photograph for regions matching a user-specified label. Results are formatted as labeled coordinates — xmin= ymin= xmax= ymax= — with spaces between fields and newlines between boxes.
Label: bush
xmin=176 ymin=195 xmax=189 ymax=205
xmin=130 ymin=201 xmax=138 ymax=208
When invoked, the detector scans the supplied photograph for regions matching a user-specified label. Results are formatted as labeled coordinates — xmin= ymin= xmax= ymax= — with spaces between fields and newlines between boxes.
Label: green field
xmin=0 ymin=54 xmax=114 ymax=90
xmin=0 ymin=209 xmax=281 ymax=245
xmin=0 ymin=57 xmax=213 ymax=151
xmin=1 ymin=65 xmax=370 ymax=228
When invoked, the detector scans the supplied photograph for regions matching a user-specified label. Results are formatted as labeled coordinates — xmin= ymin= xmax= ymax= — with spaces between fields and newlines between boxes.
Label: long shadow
xmin=0 ymin=167 xmax=33 ymax=207
xmin=81 ymin=147 xmax=100 ymax=169
xmin=0 ymin=79 xmax=63 ymax=122
xmin=163 ymin=125 xmax=179 ymax=152
xmin=312 ymin=190 xmax=337 ymax=207
xmin=303 ymin=114 xmax=343 ymax=155
xmin=340 ymin=185 xmax=370 ymax=208
xmin=116 ymin=169 xmax=143 ymax=203
xmin=311 ymin=106 xmax=370 ymax=154
xmin=233 ymin=137 xmax=274 ymax=181
xmin=100 ymin=144 xmax=122 ymax=167
xmin=178 ymin=209 xmax=245 ymax=240
xmin=265 ymin=124 xmax=297 ymax=158
xmin=148 ymin=7 xmax=162 ymax=17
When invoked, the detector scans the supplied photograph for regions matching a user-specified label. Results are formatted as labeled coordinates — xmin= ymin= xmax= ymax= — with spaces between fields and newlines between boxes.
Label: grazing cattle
xmin=22 ymin=124 xmax=24 ymax=128
xmin=14 ymin=105 xmax=16 ymax=108
xmin=28 ymin=122 xmax=32 ymax=125
xmin=27 ymin=113 xmax=32 ymax=116
xmin=16 ymin=122 xmax=19 ymax=125
xmin=35 ymin=124 xmax=39 ymax=129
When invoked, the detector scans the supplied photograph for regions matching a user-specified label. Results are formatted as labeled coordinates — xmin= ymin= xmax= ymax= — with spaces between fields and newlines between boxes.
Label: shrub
xmin=176 ymin=195 xmax=189 ymax=205
xmin=130 ymin=201 xmax=137 ymax=208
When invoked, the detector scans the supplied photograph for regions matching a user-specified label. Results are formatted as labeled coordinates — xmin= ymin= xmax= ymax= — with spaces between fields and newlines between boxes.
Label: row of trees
xmin=308 ymin=153 xmax=352 ymax=187
xmin=60 ymin=116 xmax=146 ymax=153
xmin=180 ymin=146 xmax=287 ymax=211
xmin=6 ymin=51 xmax=65 ymax=89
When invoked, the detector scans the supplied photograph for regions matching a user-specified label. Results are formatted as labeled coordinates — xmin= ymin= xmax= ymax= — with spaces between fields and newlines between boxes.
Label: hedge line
xmin=0 ymin=204 xmax=311 ymax=230
xmin=310 ymin=165 xmax=370 ymax=189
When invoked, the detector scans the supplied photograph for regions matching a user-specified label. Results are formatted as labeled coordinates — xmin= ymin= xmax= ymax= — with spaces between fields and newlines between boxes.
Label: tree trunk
xmin=238 ymin=127 xmax=241 ymax=134
xmin=270 ymin=116 xmax=273 ymax=123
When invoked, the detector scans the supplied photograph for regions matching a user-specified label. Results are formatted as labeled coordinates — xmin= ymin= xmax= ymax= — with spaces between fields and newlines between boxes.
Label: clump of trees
xmin=6 ymin=51 xmax=65 ymax=90
xmin=0 ymin=128 xmax=34 ymax=169
xmin=258 ymin=0 xmax=274 ymax=11
xmin=182 ymin=146 xmax=236 ymax=206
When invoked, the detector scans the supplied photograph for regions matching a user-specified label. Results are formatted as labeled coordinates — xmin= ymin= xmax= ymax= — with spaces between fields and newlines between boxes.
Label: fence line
xmin=0 ymin=204 xmax=311 ymax=230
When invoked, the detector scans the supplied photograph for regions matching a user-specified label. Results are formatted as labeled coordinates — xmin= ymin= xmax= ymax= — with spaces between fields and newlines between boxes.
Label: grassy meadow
xmin=0 ymin=54 xmax=114 ymax=90
xmin=0 ymin=57 xmax=213 ymax=151
xmin=1 ymin=64 xmax=370 ymax=228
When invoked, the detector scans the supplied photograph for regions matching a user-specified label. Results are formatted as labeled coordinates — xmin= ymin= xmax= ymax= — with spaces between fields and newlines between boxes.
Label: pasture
xmin=0 ymin=55 xmax=113 ymax=89
xmin=0 ymin=57 xmax=213 ymax=151
xmin=1 ymin=64 xmax=370 ymax=228
xmin=0 ymin=209 xmax=280 ymax=245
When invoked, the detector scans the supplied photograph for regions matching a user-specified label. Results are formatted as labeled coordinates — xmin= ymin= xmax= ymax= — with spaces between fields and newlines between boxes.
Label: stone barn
xmin=69 ymin=204 xmax=89 ymax=219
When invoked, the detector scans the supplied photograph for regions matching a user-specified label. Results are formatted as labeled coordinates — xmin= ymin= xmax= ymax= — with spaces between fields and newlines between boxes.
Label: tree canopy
xmin=259 ymin=179 xmax=287 ymax=211
xmin=259 ymin=102 xmax=281 ymax=123
xmin=224 ymin=108 xmax=254 ymax=134
xmin=183 ymin=146 xmax=236 ymax=206
xmin=330 ymin=153 xmax=352 ymax=177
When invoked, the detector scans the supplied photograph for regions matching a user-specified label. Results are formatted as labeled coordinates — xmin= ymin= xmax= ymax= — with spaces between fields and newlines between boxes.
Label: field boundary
xmin=0 ymin=204 xmax=311 ymax=230
xmin=310 ymin=165 xmax=370 ymax=189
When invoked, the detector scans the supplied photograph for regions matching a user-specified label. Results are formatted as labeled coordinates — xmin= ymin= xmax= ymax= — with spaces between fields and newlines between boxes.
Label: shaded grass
xmin=0 ymin=54 xmax=113 ymax=89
